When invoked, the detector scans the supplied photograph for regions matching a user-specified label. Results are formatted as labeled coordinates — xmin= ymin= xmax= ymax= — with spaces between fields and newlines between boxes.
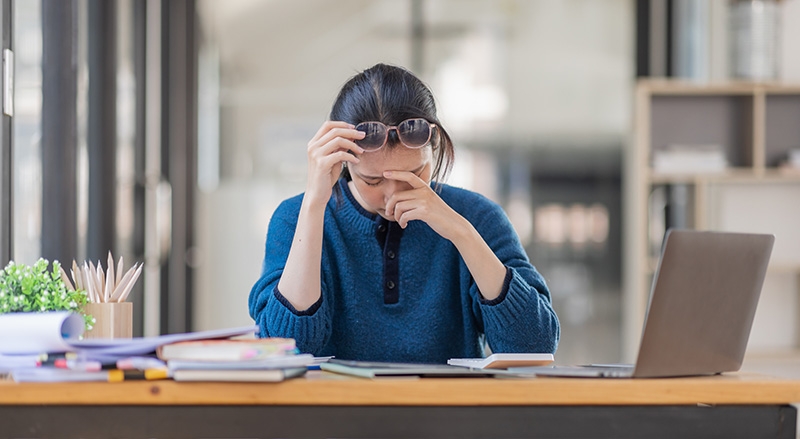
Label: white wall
xmin=194 ymin=0 xmax=800 ymax=341
xmin=194 ymin=0 xmax=634 ymax=331
xmin=194 ymin=182 xmax=303 ymax=331
xmin=782 ymin=0 xmax=800 ymax=81
xmin=706 ymin=183 xmax=800 ymax=351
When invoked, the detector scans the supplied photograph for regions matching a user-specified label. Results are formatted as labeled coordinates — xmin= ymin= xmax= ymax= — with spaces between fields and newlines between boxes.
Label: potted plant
xmin=0 ymin=258 xmax=94 ymax=330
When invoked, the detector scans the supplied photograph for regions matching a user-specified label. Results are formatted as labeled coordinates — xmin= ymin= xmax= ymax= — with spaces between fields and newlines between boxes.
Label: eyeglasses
xmin=354 ymin=118 xmax=436 ymax=151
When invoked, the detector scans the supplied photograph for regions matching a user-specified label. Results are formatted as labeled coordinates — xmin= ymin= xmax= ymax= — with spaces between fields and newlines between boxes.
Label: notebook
xmin=448 ymin=353 xmax=554 ymax=369
xmin=526 ymin=229 xmax=774 ymax=379
xmin=320 ymin=359 xmax=514 ymax=378
xmin=172 ymin=366 xmax=307 ymax=382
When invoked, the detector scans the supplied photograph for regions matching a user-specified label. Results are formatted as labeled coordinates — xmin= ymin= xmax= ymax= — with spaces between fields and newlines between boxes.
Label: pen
xmin=107 ymin=368 xmax=169 ymax=381
xmin=116 ymin=356 xmax=167 ymax=371
xmin=54 ymin=358 xmax=102 ymax=372
xmin=40 ymin=352 xmax=77 ymax=367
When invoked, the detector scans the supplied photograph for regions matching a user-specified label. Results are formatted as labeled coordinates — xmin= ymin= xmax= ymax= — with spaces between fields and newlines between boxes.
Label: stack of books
xmin=652 ymin=144 xmax=727 ymax=174
xmin=1 ymin=312 xmax=310 ymax=382
xmin=158 ymin=337 xmax=313 ymax=382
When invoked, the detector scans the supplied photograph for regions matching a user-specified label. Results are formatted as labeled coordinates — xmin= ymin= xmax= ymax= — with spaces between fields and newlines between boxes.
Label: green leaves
xmin=0 ymin=259 xmax=94 ymax=330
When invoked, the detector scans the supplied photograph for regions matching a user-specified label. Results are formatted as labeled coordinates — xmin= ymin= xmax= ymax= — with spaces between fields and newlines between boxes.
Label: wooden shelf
xmin=763 ymin=83 xmax=800 ymax=94
xmin=640 ymin=79 xmax=800 ymax=95
xmin=648 ymin=168 xmax=800 ymax=184
xmin=624 ymin=79 xmax=800 ymax=361
xmin=766 ymin=264 xmax=800 ymax=274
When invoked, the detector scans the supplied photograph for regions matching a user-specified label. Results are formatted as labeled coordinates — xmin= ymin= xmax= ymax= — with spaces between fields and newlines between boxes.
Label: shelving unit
xmin=623 ymin=79 xmax=800 ymax=360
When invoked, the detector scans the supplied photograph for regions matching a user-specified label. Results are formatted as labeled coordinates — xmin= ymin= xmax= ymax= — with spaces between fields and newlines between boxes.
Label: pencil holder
xmin=82 ymin=302 xmax=133 ymax=339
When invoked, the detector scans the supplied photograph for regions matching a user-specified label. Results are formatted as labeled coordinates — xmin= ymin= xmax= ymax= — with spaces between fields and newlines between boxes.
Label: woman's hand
xmin=384 ymin=170 xmax=507 ymax=300
xmin=305 ymin=121 xmax=364 ymax=206
xmin=382 ymin=171 xmax=468 ymax=242
xmin=277 ymin=121 xmax=364 ymax=312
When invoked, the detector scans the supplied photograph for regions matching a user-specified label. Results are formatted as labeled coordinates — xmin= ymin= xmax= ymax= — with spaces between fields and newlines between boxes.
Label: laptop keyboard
xmin=583 ymin=366 xmax=635 ymax=377
xmin=510 ymin=364 xmax=636 ymax=378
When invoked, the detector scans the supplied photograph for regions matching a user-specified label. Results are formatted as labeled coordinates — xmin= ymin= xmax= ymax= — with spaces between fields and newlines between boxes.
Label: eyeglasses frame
xmin=355 ymin=118 xmax=437 ymax=152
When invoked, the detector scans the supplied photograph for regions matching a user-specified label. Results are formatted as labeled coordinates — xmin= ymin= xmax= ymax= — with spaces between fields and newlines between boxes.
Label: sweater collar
xmin=341 ymin=178 xmax=377 ymax=220
xmin=335 ymin=178 xmax=444 ymax=235
xmin=336 ymin=178 xmax=382 ymax=235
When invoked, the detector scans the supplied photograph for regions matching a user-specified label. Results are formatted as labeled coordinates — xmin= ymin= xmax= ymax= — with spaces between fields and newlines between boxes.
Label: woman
xmin=249 ymin=63 xmax=559 ymax=363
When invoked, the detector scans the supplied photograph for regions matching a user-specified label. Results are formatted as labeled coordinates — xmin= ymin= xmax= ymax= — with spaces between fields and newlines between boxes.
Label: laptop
xmin=320 ymin=360 xmax=516 ymax=378
xmin=529 ymin=229 xmax=774 ymax=378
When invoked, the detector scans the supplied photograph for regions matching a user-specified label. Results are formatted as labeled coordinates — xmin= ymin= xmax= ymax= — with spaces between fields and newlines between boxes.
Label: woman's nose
xmin=383 ymin=179 xmax=412 ymax=199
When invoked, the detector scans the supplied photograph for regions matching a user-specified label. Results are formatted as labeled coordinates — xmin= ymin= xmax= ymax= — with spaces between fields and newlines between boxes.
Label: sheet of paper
xmin=167 ymin=354 xmax=314 ymax=371
xmin=0 ymin=310 xmax=258 ymax=362
xmin=11 ymin=367 xmax=112 ymax=383
xmin=69 ymin=325 xmax=260 ymax=358
xmin=0 ymin=353 xmax=42 ymax=372
xmin=0 ymin=312 xmax=84 ymax=354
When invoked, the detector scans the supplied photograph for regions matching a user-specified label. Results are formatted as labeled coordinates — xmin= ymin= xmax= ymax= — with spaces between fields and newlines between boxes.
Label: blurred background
xmin=3 ymin=0 xmax=800 ymax=373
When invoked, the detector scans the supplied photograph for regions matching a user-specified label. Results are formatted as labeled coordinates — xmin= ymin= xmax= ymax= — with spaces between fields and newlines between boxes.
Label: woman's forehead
xmin=354 ymin=148 xmax=432 ymax=175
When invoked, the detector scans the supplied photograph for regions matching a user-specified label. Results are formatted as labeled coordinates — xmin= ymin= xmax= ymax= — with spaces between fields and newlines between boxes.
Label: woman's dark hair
xmin=330 ymin=63 xmax=454 ymax=185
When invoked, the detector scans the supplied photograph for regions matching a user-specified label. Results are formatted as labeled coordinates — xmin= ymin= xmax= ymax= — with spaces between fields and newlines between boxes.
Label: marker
xmin=107 ymin=368 xmax=169 ymax=381
xmin=40 ymin=352 xmax=77 ymax=367
xmin=53 ymin=358 xmax=102 ymax=372
xmin=116 ymin=356 xmax=167 ymax=371
xmin=107 ymin=370 xmax=124 ymax=383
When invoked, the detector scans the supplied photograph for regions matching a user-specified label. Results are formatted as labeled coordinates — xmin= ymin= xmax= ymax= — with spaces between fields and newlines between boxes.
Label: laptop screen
xmin=633 ymin=230 xmax=774 ymax=378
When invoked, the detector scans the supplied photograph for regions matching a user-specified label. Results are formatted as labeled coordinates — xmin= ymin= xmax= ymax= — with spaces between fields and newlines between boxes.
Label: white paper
xmin=69 ymin=325 xmax=259 ymax=358
xmin=0 ymin=353 xmax=42 ymax=372
xmin=0 ymin=312 xmax=84 ymax=354
xmin=12 ymin=367 xmax=111 ymax=382
xmin=167 ymin=354 xmax=314 ymax=371
xmin=0 ymin=310 xmax=259 ymax=362
xmin=447 ymin=353 xmax=554 ymax=369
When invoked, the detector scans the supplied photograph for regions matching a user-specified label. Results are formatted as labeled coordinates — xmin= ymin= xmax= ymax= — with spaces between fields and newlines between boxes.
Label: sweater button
xmin=386 ymin=280 xmax=395 ymax=289
xmin=387 ymin=250 xmax=396 ymax=259
xmin=378 ymin=225 xmax=387 ymax=232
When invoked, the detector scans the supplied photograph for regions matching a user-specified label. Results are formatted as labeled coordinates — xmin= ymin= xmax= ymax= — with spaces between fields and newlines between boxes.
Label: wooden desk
xmin=1 ymin=371 xmax=798 ymax=438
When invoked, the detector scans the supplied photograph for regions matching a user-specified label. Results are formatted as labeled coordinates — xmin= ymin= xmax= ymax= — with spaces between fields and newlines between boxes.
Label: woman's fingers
xmin=384 ymin=182 xmax=459 ymax=237
xmin=391 ymin=199 xmax=423 ymax=228
xmin=382 ymin=170 xmax=427 ymax=188
xmin=318 ymin=150 xmax=360 ymax=170
xmin=309 ymin=120 xmax=355 ymax=144
xmin=383 ymin=171 xmax=431 ymax=222
xmin=387 ymin=189 xmax=436 ymax=226
xmin=384 ymin=189 xmax=421 ymax=220
xmin=305 ymin=121 xmax=366 ymax=202
xmin=309 ymin=126 xmax=365 ymax=154
xmin=312 ymin=135 xmax=364 ymax=158
xmin=383 ymin=171 xmax=430 ymax=215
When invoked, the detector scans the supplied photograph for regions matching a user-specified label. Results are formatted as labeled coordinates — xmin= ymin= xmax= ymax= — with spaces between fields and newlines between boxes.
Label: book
xmin=447 ymin=353 xmax=554 ymax=369
xmin=158 ymin=337 xmax=296 ymax=362
xmin=319 ymin=360 xmax=514 ymax=379
xmin=68 ymin=325 xmax=259 ymax=360
xmin=167 ymin=354 xmax=314 ymax=371
xmin=171 ymin=366 xmax=307 ymax=382
xmin=11 ymin=367 xmax=121 ymax=383
xmin=0 ymin=353 xmax=43 ymax=372
xmin=652 ymin=145 xmax=728 ymax=174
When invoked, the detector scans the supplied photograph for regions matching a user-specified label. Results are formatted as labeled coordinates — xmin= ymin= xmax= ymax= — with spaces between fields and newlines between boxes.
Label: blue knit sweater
xmin=248 ymin=179 xmax=560 ymax=364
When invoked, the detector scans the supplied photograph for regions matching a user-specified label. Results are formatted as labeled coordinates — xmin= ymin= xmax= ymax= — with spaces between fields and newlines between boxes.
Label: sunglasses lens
xmin=355 ymin=122 xmax=387 ymax=150
xmin=398 ymin=119 xmax=431 ymax=148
